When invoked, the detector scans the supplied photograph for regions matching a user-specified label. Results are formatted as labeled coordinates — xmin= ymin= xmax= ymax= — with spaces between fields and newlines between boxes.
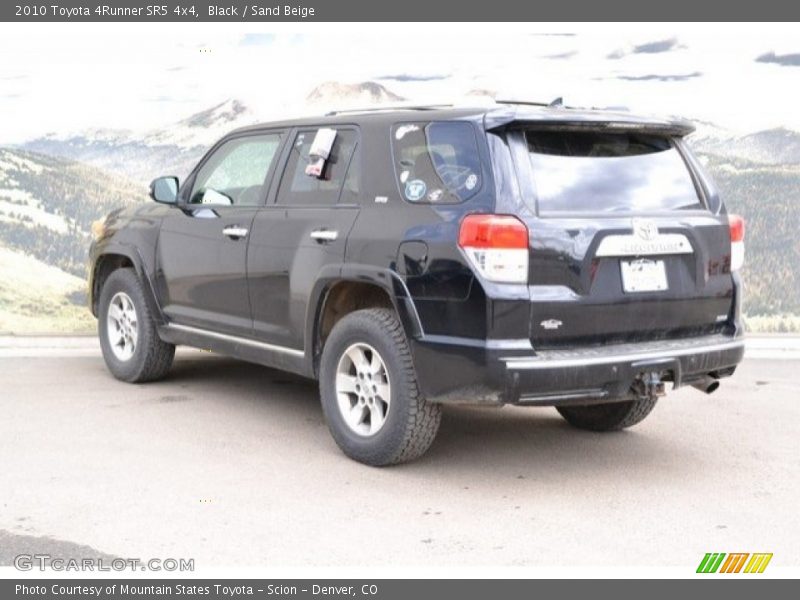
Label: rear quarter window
xmin=525 ymin=130 xmax=703 ymax=213
xmin=391 ymin=121 xmax=482 ymax=204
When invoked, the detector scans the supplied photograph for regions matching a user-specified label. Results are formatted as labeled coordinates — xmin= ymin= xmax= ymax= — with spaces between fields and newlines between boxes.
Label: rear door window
xmin=524 ymin=130 xmax=703 ymax=213
xmin=276 ymin=128 xmax=358 ymax=206
xmin=392 ymin=121 xmax=482 ymax=204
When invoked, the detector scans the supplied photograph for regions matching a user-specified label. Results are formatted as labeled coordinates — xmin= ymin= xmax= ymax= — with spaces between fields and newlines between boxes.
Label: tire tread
xmin=99 ymin=268 xmax=174 ymax=383
xmin=557 ymin=396 xmax=658 ymax=432
xmin=320 ymin=308 xmax=441 ymax=465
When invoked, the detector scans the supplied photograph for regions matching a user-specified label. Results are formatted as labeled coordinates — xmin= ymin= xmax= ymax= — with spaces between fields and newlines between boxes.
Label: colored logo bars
xmin=696 ymin=553 xmax=773 ymax=574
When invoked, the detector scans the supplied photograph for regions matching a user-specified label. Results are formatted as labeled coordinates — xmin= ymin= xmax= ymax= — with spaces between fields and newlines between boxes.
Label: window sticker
xmin=305 ymin=128 xmax=338 ymax=178
xmin=404 ymin=179 xmax=427 ymax=201
xmin=427 ymin=189 xmax=443 ymax=202
xmin=395 ymin=124 xmax=420 ymax=140
xmin=391 ymin=121 xmax=483 ymax=204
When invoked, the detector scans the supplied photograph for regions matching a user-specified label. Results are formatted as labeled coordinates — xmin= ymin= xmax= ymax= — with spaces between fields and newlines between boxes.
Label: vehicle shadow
xmin=164 ymin=354 xmax=693 ymax=476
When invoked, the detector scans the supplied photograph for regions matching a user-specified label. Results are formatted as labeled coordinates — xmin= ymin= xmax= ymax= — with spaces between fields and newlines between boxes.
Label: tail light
xmin=458 ymin=214 xmax=529 ymax=283
xmin=729 ymin=214 xmax=745 ymax=271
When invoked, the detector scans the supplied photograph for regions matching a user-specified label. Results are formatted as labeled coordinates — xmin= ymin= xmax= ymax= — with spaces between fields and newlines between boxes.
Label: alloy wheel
xmin=335 ymin=342 xmax=392 ymax=436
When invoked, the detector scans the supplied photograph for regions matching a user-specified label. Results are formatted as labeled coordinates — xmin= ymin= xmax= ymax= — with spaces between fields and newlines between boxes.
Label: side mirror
xmin=150 ymin=176 xmax=179 ymax=204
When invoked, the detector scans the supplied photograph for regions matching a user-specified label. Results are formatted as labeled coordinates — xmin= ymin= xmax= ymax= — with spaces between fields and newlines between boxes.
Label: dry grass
xmin=0 ymin=245 xmax=94 ymax=334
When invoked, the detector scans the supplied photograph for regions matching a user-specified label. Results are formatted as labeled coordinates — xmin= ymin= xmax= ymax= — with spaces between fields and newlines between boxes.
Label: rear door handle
xmin=223 ymin=226 xmax=249 ymax=239
xmin=310 ymin=229 xmax=338 ymax=242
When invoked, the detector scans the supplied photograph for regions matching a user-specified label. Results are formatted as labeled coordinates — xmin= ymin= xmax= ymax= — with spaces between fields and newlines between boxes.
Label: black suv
xmin=89 ymin=103 xmax=745 ymax=465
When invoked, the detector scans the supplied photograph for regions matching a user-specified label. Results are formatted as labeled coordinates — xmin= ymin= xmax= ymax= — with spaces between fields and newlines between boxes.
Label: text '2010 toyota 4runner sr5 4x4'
xmin=89 ymin=101 xmax=745 ymax=465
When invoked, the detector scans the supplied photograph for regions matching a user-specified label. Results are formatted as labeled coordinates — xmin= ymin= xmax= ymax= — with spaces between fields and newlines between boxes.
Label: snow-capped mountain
xmin=689 ymin=126 xmax=800 ymax=166
xmin=21 ymin=99 xmax=260 ymax=184
xmin=20 ymin=82 xmax=408 ymax=184
xmin=142 ymin=99 xmax=258 ymax=149
xmin=3 ymin=86 xmax=800 ymax=330
xmin=306 ymin=81 xmax=405 ymax=106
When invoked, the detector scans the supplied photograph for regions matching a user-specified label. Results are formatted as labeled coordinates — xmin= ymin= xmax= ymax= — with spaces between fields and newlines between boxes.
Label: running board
xmin=159 ymin=322 xmax=309 ymax=377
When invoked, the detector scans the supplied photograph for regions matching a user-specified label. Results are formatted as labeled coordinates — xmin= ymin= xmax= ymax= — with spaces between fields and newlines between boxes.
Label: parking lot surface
xmin=1 ymin=341 xmax=798 ymax=568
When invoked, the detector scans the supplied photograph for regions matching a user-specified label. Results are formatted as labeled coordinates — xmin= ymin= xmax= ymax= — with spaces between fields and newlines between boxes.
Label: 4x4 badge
xmin=540 ymin=319 xmax=563 ymax=330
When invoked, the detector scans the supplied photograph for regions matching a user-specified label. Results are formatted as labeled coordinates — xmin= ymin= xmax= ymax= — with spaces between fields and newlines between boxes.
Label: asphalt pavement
xmin=1 ymin=338 xmax=798 ymax=569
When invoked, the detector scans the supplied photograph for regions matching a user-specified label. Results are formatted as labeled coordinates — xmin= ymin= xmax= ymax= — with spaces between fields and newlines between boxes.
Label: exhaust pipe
xmin=692 ymin=376 xmax=720 ymax=395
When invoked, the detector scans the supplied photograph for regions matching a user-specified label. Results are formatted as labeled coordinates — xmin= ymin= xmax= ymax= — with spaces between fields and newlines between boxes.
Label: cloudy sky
xmin=1 ymin=23 xmax=799 ymax=142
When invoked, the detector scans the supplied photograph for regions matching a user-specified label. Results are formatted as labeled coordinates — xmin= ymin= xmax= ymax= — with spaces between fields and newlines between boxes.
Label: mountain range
xmin=690 ymin=123 xmax=800 ymax=166
xmin=1 ymin=80 xmax=799 ymax=332
xmin=21 ymin=98 xmax=258 ymax=185
xmin=0 ymin=147 xmax=142 ymax=332
xmin=20 ymin=82 xmax=404 ymax=186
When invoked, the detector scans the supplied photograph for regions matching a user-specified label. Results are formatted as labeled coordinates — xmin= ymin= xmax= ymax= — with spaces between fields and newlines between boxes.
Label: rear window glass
xmin=525 ymin=131 xmax=703 ymax=213
xmin=392 ymin=121 xmax=482 ymax=203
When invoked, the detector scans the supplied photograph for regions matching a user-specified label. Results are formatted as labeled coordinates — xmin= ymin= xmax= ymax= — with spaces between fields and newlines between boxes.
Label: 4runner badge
xmin=540 ymin=319 xmax=563 ymax=330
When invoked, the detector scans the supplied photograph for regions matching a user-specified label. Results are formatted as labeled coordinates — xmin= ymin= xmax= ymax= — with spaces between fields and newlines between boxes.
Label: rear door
xmin=247 ymin=126 xmax=361 ymax=351
xmin=504 ymin=127 xmax=734 ymax=348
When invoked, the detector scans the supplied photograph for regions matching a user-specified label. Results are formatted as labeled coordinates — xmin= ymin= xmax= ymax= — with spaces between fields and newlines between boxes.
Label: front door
xmin=156 ymin=131 xmax=284 ymax=337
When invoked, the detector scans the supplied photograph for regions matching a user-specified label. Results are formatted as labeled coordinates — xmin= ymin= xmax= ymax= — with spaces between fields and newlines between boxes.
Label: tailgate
xmin=502 ymin=127 xmax=736 ymax=348
xmin=525 ymin=214 xmax=734 ymax=347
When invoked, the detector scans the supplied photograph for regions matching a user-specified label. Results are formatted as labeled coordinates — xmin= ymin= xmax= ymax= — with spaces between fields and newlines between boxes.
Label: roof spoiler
xmin=484 ymin=106 xmax=695 ymax=137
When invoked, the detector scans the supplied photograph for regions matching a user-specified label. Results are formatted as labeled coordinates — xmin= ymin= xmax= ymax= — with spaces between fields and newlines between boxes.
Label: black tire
xmin=98 ymin=268 xmax=175 ymax=383
xmin=319 ymin=308 xmax=441 ymax=466
xmin=556 ymin=396 xmax=658 ymax=432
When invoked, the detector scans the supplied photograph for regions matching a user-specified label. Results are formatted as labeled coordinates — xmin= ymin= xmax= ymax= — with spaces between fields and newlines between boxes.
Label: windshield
xmin=524 ymin=130 xmax=703 ymax=213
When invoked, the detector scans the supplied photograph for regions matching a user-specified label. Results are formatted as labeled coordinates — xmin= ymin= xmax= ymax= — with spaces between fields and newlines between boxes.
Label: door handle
xmin=223 ymin=226 xmax=249 ymax=239
xmin=310 ymin=229 xmax=339 ymax=242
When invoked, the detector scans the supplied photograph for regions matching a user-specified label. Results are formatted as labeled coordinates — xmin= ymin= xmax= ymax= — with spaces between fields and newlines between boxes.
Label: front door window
xmin=189 ymin=134 xmax=282 ymax=206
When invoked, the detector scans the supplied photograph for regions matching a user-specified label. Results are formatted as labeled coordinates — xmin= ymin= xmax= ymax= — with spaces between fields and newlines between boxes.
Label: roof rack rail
xmin=494 ymin=98 xmax=566 ymax=108
xmin=324 ymin=103 xmax=453 ymax=116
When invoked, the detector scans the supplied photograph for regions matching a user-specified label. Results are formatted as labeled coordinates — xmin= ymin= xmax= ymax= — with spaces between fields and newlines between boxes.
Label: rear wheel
xmin=98 ymin=268 xmax=175 ymax=383
xmin=556 ymin=396 xmax=658 ymax=432
xmin=319 ymin=308 xmax=441 ymax=466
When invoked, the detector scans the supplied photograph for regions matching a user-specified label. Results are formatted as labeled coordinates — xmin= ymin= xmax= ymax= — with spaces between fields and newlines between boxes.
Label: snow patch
xmin=0 ymin=153 xmax=46 ymax=174
xmin=0 ymin=195 xmax=71 ymax=233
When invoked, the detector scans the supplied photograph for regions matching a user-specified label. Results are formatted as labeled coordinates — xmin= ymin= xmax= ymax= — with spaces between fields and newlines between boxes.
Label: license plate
xmin=620 ymin=259 xmax=668 ymax=293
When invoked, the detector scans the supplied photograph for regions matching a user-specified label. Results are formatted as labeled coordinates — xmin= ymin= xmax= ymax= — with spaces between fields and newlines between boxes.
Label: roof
xmin=229 ymin=102 xmax=695 ymax=137
xmin=228 ymin=107 xmax=485 ymax=136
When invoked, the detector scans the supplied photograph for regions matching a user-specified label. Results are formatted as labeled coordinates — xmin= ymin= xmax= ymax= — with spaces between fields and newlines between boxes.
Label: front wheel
xmin=319 ymin=308 xmax=441 ymax=466
xmin=556 ymin=396 xmax=658 ymax=432
xmin=98 ymin=268 xmax=175 ymax=383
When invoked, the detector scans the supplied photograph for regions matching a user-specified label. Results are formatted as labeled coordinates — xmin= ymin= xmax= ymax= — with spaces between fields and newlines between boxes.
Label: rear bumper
xmin=412 ymin=333 xmax=745 ymax=406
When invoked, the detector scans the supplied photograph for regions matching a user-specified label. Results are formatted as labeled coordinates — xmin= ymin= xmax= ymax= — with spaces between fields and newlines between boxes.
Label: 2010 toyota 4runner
xmin=88 ymin=102 xmax=745 ymax=465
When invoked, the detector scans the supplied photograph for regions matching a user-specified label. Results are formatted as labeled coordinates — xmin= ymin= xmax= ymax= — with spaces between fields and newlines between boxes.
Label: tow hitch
xmin=632 ymin=371 xmax=666 ymax=401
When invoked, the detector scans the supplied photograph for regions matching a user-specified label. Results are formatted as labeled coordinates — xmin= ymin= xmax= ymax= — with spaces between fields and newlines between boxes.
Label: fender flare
xmin=89 ymin=243 xmax=165 ymax=323
xmin=305 ymin=263 xmax=424 ymax=375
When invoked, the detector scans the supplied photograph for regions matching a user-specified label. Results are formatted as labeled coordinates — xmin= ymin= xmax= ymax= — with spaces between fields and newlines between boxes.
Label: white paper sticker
xmin=395 ymin=124 xmax=420 ymax=140
xmin=427 ymin=189 xmax=443 ymax=202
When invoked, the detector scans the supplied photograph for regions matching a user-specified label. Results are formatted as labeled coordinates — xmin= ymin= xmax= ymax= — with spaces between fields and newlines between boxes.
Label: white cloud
xmin=0 ymin=24 xmax=799 ymax=142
